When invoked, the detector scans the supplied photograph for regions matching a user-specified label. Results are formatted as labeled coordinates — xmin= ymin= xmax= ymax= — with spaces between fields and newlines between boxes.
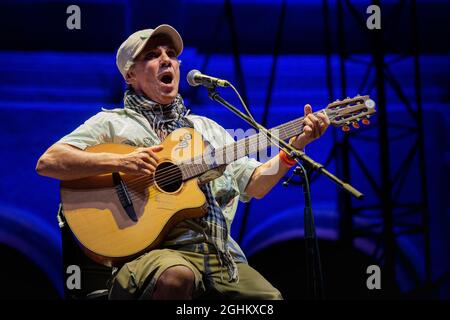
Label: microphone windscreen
xmin=187 ymin=69 xmax=200 ymax=86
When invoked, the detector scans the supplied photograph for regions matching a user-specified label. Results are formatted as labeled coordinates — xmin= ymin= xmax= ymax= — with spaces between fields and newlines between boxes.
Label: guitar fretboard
xmin=179 ymin=111 xmax=325 ymax=180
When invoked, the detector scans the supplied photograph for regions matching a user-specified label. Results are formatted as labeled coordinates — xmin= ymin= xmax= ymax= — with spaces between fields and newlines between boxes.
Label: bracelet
xmin=279 ymin=150 xmax=297 ymax=167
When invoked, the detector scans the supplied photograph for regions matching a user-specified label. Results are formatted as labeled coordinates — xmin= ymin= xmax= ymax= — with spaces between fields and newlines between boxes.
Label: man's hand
xmin=290 ymin=104 xmax=330 ymax=150
xmin=118 ymin=145 xmax=163 ymax=176
xmin=244 ymin=104 xmax=330 ymax=199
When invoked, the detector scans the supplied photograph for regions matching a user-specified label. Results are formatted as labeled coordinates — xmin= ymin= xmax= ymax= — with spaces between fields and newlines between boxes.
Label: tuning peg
xmin=342 ymin=125 xmax=350 ymax=132
xmin=362 ymin=118 xmax=370 ymax=125
xmin=352 ymin=121 xmax=360 ymax=129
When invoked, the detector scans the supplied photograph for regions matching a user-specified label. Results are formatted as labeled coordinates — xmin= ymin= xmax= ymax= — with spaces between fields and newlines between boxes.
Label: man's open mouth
xmin=159 ymin=74 xmax=173 ymax=85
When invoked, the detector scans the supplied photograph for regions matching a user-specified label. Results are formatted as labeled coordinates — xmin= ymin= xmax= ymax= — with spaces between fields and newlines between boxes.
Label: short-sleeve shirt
xmin=58 ymin=107 xmax=262 ymax=262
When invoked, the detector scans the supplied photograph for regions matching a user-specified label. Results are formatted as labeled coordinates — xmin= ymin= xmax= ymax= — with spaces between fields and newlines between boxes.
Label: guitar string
xmin=120 ymin=110 xmax=343 ymax=194
xmin=120 ymin=124 xmax=303 ymax=203
xmin=122 ymin=115 xmax=315 ymax=190
xmin=122 ymin=105 xmax=344 ymax=191
xmin=114 ymin=111 xmax=358 ymax=203
xmin=121 ymin=108 xmax=338 ymax=190
xmin=119 ymin=136 xmax=287 ymax=203
xmin=107 ymin=110 xmax=343 ymax=198
xmin=121 ymin=123 xmax=314 ymax=202
xmin=122 ymin=121 xmax=308 ymax=192
xmin=123 ymin=101 xmax=363 ymax=190
xmin=85 ymin=106 xmax=367 ymax=204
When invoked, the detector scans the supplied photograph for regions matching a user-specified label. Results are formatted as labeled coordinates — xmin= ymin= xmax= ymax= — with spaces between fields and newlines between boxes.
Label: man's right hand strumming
xmin=118 ymin=145 xmax=163 ymax=176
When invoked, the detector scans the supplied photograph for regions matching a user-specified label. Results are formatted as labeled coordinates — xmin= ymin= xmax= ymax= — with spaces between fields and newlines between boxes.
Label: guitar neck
xmin=180 ymin=109 xmax=326 ymax=180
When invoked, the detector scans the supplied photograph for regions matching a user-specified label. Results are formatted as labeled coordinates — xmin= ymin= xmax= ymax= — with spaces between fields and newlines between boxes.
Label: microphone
xmin=187 ymin=69 xmax=229 ymax=88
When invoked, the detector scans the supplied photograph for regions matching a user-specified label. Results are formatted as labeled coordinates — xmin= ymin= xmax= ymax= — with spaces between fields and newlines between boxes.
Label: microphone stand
xmin=207 ymin=87 xmax=364 ymax=299
xmin=298 ymin=162 xmax=325 ymax=299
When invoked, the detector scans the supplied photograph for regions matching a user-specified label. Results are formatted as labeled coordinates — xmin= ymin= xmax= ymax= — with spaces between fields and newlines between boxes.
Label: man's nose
xmin=160 ymin=50 xmax=171 ymax=65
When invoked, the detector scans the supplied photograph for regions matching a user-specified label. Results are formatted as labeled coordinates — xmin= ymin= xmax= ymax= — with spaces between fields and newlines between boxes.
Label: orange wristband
xmin=279 ymin=150 xmax=297 ymax=167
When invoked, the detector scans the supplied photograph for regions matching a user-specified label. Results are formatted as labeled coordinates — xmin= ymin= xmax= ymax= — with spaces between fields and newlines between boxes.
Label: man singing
xmin=36 ymin=24 xmax=329 ymax=300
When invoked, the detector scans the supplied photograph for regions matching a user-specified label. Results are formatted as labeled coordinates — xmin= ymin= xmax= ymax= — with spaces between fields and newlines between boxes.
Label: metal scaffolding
xmin=323 ymin=0 xmax=431 ymax=296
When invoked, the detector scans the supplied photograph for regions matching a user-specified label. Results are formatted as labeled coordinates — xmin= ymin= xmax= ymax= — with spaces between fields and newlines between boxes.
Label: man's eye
xmin=167 ymin=51 xmax=177 ymax=58
xmin=145 ymin=52 xmax=158 ymax=59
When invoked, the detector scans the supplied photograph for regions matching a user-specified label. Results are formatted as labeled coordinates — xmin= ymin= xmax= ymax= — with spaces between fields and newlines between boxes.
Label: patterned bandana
xmin=123 ymin=88 xmax=191 ymax=141
xmin=123 ymin=88 xmax=239 ymax=283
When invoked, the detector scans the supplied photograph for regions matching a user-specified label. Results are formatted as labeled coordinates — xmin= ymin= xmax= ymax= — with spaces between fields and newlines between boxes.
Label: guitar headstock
xmin=325 ymin=95 xmax=376 ymax=131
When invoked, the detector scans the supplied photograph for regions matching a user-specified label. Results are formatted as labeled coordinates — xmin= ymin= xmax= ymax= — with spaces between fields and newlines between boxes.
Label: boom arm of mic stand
xmin=207 ymin=88 xmax=364 ymax=200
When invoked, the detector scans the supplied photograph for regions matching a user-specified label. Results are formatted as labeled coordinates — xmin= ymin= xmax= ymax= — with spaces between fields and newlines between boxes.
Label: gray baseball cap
xmin=116 ymin=24 xmax=183 ymax=80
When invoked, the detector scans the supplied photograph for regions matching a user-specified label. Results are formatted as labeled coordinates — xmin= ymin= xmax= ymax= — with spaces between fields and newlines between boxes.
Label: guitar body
xmin=60 ymin=128 xmax=208 ymax=267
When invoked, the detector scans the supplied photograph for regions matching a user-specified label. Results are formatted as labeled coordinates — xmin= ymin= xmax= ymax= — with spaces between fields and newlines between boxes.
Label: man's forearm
xmin=36 ymin=143 xmax=121 ymax=180
xmin=244 ymin=154 xmax=293 ymax=199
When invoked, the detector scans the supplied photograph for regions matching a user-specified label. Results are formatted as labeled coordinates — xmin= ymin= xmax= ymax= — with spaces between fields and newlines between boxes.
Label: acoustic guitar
xmin=60 ymin=95 xmax=376 ymax=267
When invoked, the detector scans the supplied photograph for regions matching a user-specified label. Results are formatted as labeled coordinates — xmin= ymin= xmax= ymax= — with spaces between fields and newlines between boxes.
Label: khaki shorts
xmin=108 ymin=248 xmax=282 ymax=300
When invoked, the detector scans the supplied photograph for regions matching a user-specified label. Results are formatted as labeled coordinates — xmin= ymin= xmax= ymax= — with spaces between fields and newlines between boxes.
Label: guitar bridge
xmin=113 ymin=172 xmax=138 ymax=222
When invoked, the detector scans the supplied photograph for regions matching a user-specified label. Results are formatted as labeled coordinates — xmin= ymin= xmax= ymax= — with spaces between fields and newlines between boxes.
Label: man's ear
xmin=125 ymin=67 xmax=136 ymax=85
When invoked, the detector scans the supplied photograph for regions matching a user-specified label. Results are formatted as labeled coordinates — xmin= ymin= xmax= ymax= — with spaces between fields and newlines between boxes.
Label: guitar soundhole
xmin=154 ymin=161 xmax=183 ymax=193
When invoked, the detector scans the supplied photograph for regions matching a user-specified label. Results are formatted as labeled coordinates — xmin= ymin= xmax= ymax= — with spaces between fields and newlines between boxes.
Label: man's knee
xmin=155 ymin=265 xmax=195 ymax=293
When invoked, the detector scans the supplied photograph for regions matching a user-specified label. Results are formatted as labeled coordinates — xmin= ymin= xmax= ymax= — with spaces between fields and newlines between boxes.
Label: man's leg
xmin=151 ymin=265 xmax=195 ymax=299
xmin=108 ymin=249 xmax=203 ymax=300
xmin=209 ymin=262 xmax=283 ymax=300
